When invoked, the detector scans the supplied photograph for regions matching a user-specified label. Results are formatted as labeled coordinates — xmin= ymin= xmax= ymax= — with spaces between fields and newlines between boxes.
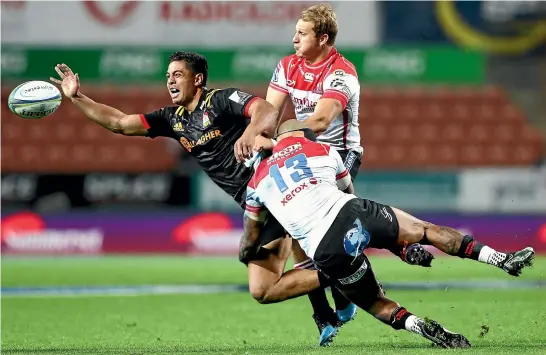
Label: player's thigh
xmin=354 ymin=198 xmax=400 ymax=250
xmin=291 ymin=238 xmax=309 ymax=264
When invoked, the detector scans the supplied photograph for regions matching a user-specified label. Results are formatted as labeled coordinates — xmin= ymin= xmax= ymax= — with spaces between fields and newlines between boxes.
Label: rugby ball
xmin=8 ymin=81 xmax=62 ymax=119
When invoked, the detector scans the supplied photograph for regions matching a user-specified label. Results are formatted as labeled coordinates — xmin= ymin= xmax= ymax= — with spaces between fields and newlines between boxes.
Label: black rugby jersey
xmin=140 ymin=88 xmax=259 ymax=204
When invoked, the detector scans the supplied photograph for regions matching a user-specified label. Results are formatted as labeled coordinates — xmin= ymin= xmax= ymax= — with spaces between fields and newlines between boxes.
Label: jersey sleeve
xmin=244 ymin=184 xmax=267 ymax=222
xmin=322 ymin=70 xmax=360 ymax=110
xmin=329 ymin=148 xmax=351 ymax=190
xmin=268 ymin=59 xmax=289 ymax=94
xmin=139 ymin=107 xmax=176 ymax=139
xmin=213 ymin=88 xmax=259 ymax=118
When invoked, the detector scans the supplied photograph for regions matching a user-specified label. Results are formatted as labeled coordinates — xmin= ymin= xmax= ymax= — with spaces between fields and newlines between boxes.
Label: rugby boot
xmin=420 ymin=319 xmax=471 ymax=349
xmin=336 ymin=302 xmax=357 ymax=325
xmin=312 ymin=314 xmax=339 ymax=347
xmin=499 ymin=247 xmax=535 ymax=276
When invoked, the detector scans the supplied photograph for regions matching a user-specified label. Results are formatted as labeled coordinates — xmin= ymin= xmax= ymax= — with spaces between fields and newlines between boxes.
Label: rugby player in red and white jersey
xmin=256 ymin=3 xmax=363 ymax=344
xmin=244 ymin=4 xmax=428 ymax=346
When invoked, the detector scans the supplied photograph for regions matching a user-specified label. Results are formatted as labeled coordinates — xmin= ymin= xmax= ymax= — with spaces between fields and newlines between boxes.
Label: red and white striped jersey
xmin=245 ymin=137 xmax=355 ymax=258
xmin=269 ymin=48 xmax=362 ymax=154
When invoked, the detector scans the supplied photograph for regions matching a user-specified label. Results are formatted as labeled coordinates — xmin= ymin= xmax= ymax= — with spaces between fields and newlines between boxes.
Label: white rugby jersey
xmin=245 ymin=137 xmax=356 ymax=258
xmin=269 ymin=48 xmax=362 ymax=154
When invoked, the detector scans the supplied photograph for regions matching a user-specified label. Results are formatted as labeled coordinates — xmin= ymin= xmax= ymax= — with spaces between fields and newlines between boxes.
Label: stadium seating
xmin=2 ymin=85 xmax=544 ymax=172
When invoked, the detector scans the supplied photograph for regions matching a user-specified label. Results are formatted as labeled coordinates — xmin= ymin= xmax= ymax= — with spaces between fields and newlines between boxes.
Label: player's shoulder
xmin=156 ymin=105 xmax=180 ymax=117
xmin=328 ymin=52 xmax=358 ymax=78
xmin=204 ymin=87 xmax=241 ymax=106
xmin=301 ymin=139 xmax=332 ymax=156
xmin=278 ymin=53 xmax=299 ymax=68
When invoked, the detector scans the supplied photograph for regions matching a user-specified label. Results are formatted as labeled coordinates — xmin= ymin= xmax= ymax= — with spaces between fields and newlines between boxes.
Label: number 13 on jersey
xmin=269 ymin=153 xmax=313 ymax=192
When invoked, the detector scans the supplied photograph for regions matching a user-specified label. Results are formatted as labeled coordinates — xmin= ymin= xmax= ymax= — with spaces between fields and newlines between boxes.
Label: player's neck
xmin=305 ymin=46 xmax=334 ymax=66
xmin=183 ymin=88 xmax=204 ymax=112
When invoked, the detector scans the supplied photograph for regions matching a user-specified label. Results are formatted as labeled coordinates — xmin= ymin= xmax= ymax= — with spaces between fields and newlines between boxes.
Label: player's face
xmin=166 ymin=60 xmax=199 ymax=106
xmin=293 ymin=20 xmax=321 ymax=58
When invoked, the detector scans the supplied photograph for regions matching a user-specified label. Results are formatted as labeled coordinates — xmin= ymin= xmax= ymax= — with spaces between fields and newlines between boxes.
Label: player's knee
xmin=249 ymin=283 xmax=269 ymax=304
xmin=401 ymin=221 xmax=428 ymax=244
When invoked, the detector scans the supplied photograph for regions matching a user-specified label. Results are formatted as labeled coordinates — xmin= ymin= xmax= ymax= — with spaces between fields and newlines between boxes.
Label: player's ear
xmin=319 ymin=33 xmax=329 ymax=46
xmin=194 ymin=73 xmax=204 ymax=87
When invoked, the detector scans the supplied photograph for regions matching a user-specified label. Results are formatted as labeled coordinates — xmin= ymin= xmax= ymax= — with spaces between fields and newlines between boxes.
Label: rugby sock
xmin=457 ymin=235 xmax=484 ymax=260
xmin=457 ymin=235 xmax=507 ymax=267
xmin=295 ymin=259 xmax=337 ymax=324
xmin=478 ymin=246 xmax=507 ymax=267
xmin=404 ymin=315 xmax=424 ymax=336
xmin=389 ymin=307 xmax=423 ymax=336
xmin=331 ymin=287 xmax=351 ymax=311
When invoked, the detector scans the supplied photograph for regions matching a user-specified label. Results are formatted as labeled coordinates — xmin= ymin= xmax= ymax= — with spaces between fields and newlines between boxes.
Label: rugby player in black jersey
xmin=49 ymin=52 xmax=326 ymax=340
xmin=50 ymin=52 xmax=277 ymax=201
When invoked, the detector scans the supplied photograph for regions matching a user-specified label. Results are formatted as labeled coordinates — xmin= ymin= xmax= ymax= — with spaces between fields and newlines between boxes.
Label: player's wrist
xmin=70 ymin=91 xmax=83 ymax=100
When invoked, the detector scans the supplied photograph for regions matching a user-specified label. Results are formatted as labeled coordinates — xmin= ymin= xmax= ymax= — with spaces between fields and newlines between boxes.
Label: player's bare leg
xmin=391 ymin=207 xmax=535 ymax=276
xmin=247 ymin=237 xmax=319 ymax=303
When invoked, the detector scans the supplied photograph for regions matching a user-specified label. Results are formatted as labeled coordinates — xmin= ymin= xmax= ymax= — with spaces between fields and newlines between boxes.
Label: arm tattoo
xmin=239 ymin=214 xmax=264 ymax=264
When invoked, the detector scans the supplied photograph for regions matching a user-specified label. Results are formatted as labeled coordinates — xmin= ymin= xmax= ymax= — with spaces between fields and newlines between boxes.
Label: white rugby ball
xmin=8 ymin=81 xmax=62 ymax=119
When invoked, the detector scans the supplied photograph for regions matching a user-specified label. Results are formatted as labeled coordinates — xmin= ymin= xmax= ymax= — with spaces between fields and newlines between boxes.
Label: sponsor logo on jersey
xmin=293 ymin=96 xmax=317 ymax=110
xmin=329 ymin=77 xmax=351 ymax=97
xmin=313 ymin=82 xmax=323 ymax=95
xmin=334 ymin=69 xmax=345 ymax=76
xmin=268 ymin=142 xmax=303 ymax=164
xmin=202 ymin=112 xmax=211 ymax=128
xmin=281 ymin=182 xmax=308 ymax=206
xmin=172 ymin=122 xmax=184 ymax=132
xmin=304 ymin=72 xmax=314 ymax=82
xmin=179 ymin=129 xmax=221 ymax=152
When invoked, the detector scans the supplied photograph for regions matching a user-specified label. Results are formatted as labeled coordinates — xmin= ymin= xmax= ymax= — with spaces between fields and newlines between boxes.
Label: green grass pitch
xmin=2 ymin=255 xmax=545 ymax=355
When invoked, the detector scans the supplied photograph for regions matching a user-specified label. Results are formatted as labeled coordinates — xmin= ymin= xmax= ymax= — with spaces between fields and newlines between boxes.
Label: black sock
xmin=389 ymin=307 xmax=412 ymax=330
xmin=331 ymin=287 xmax=351 ymax=311
xmin=308 ymin=289 xmax=336 ymax=323
xmin=457 ymin=235 xmax=484 ymax=260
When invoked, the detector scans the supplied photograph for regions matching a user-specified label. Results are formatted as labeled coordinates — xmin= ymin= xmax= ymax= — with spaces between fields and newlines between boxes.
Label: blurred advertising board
xmin=1 ymin=173 xmax=192 ymax=210
xmin=353 ymin=172 xmax=460 ymax=212
xmin=1 ymin=211 xmax=544 ymax=255
xmin=1 ymin=46 xmax=484 ymax=84
xmin=459 ymin=167 xmax=546 ymax=213
xmin=194 ymin=169 xmax=546 ymax=214
xmin=1 ymin=1 xmax=378 ymax=47
xmin=194 ymin=171 xmax=461 ymax=213
xmin=381 ymin=1 xmax=546 ymax=56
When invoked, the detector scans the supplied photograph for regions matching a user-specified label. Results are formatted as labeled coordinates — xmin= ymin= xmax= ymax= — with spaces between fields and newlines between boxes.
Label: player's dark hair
xmin=168 ymin=51 xmax=208 ymax=87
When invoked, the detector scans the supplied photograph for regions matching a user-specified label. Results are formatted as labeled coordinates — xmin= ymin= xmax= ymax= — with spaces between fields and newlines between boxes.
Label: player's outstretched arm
xmin=50 ymin=64 xmax=148 ymax=136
